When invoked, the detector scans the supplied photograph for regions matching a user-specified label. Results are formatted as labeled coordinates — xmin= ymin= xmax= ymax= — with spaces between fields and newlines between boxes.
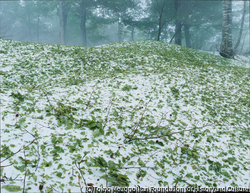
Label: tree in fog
xmin=70 ymin=0 xmax=89 ymax=46
xmin=220 ymin=0 xmax=233 ymax=59
xmin=34 ymin=2 xmax=52 ymax=43
xmin=100 ymin=0 xmax=138 ymax=42
xmin=233 ymin=1 xmax=247 ymax=55
xmin=59 ymin=0 xmax=73 ymax=45
xmin=73 ymin=0 xmax=109 ymax=46
xmin=121 ymin=2 xmax=143 ymax=41
xmin=173 ymin=0 xmax=182 ymax=45
xmin=0 ymin=2 xmax=7 ymax=38
xmin=170 ymin=0 xmax=197 ymax=46
xmin=140 ymin=0 xmax=175 ymax=41
xmin=181 ymin=1 xmax=222 ymax=49
xmin=80 ymin=0 xmax=87 ymax=46
xmin=219 ymin=1 xmax=248 ymax=58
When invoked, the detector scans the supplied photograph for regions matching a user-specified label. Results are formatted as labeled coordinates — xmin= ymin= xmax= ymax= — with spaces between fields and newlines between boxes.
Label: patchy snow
xmin=0 ymin=39 xmax=250 ymax=192
xmin=201 ymin=50 xmax=250 ymax=68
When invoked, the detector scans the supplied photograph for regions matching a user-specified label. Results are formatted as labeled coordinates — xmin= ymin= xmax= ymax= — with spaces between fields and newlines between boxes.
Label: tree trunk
xmin=59 ymin=1 xmax=68 ymax=45
xmin=175 ymin=21 xmax=182 ymax=45
xmin=64 ymin=13 xmax=67 ymax=44
xmin=174 ymin=0 xmax=181 ymax=45
xmin=28 ymin=11 xmax=32 ymax=42
xmin=233 ymin=1 xmax=246 ymax=54
xmin=157 ymin=13 xmax=162 ymax=41
xmin=80 ymin=0 xmax=87 ymax=46
xmin=152 ymin=0 xmax=169 ymax=41
xmin=118 ymin=15 xmax=122 ymax=42
xmin=239 ymin=33 xmax=247 ymax=54
xmin=131 ymin=27 xmax=134 ymax=41
xmin=59 ymin=1 xmax=65 ymax=45
xmin=220 ymin=0 xmax=233 ymax=59
xmin=37 ymin=12 xmax=40 ymax=42
xmin=249 ymin=1 xmax=250 ymax=59
xmin=184 ymin=24 xmax=191 ymax=48
xmin=156 ymin=2 xmax=165 ymax=41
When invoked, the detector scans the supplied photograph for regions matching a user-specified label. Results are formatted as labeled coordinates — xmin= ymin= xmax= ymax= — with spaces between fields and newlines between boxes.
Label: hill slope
xmin=0 ymin=39 xmax=250 ymax=192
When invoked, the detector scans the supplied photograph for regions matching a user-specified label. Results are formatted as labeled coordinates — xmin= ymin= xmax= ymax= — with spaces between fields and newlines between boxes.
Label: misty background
xmin=0 ymin=0 xmax=249 ymax=55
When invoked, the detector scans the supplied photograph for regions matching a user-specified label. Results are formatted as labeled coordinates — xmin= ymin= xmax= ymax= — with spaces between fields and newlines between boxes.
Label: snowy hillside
xmin=0 ymin=39 xmax=249 ymax=192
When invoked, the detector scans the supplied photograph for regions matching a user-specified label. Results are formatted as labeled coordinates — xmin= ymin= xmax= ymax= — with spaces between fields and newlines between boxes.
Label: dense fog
xmin=0 ymin=0 xmax=249 ymax=54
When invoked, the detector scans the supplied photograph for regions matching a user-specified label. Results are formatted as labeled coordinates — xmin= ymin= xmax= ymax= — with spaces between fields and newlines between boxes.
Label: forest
xmin=0 ymin=1 xmax=250 ymax=192
xmin=0 ymin=0 xmax=249 ymax=58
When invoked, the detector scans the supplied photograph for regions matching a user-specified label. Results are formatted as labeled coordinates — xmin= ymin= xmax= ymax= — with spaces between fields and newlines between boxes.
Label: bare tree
xmin=80 ymin=0 xmax=87 ymax=46
xmin=220 ymin=0 xmax=233 ymax=59
xmin=233 ymin=1 xmax=247 ymax=55
xmin=249 ymin=0 xmax=250 ymax=60
xmin=59 ymin=0 xmax=71 ymax=45
xmin=174 ymin=0 xmax=182 ymax=45
xmin=150 ymin=0 xmax=174 ymax=41
xmin=0 ymin=2 xmax=8 ymax=38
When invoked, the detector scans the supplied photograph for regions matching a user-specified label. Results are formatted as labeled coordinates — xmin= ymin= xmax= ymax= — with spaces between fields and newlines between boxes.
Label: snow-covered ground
xmin=0 ymin=39 xmax=249 ymax=192
xmin=201 ymin=50 xmax=250 ymax=68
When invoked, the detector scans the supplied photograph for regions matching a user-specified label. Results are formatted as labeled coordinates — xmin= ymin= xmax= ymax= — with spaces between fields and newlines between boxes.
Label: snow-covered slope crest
xmin=0 ymin=39 xmax=250 ymax=192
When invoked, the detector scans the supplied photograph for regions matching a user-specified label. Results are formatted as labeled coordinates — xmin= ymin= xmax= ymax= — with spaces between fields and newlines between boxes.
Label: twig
xmin=35 ymin=121 xmax=54 ymax=130
xmin=20 ymin=126 xmax=36 ymax=138
xmin=43 ymin=91 xmax=81 ymax=126
xmin=35 ymin=142 xmax=40 ymax=172
xmin=119 ymin=166 xmax=161 ymax=180
xmin=19 ymin=126 xmax=41 ymax=171
xmin=169 ymin=2 xmax=197 ymax=43
xmin=50 ymin=185 xmax=62 ymax=193
xmin=181 ymin=180 xmax=194 ymax=187
xmin=103 ymin=98 xmax=115 ymax=129
xmin=1 ymin=146 xmax=9 ymax=155
xmin=78 ymin=175 xmax=83 ymax=193
xmin=114 ymin=100 xmax=142 ymax=129
xmin=0 ymin=164 xmax=13 ymax=168
xmin=148 ymin=174 xmax=161 ymax=181
xmin=105 ymin=167 xmax=108 ymax=187
xmin=119 ymin=166 xmax=154 ymax=170
xmin=75 ymin=153 xmax=88 ymax=190
xmin=126 ymin=122 xmax=213 ymax=142
xmin=43 ymin=91 xmax=54 ymax=109
xmin=125 ymin=98 xmax=152 ymax=142
xmin=131 ymin=100 xmax=143 ymax=111
xmin=22 ymin=151 xmax=27 ymax=193
xmin=0 ymin=139 xmax=35 ymax=165
xmin=145 ymin=113 xmax=172 ymax=136
xmin=157 ymin=112 xmax=168 ymax=127
xmin=234 ymin=55 xmax=249 ymax=63
xmin=85 ymin=82 xmax=98 ymax=110
xmin=0 ymin=177 xmax=23 ymax=183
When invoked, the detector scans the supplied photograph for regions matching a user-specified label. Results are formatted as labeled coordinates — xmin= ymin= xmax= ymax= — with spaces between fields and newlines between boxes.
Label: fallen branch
xmin=125 ymin=98 xmax=152 ymax=142
xmin=22 ymin=151 xmax=27 ymax=193
xmin=126 ymin=122 xmax=214 ymax=142
xmin=0 ymin=139 xmax=35 ymax=167
xmin=75 ymin=153 xmax=88 ymax=191
xmin=103 ymin=98 xmax=115 ymax=129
